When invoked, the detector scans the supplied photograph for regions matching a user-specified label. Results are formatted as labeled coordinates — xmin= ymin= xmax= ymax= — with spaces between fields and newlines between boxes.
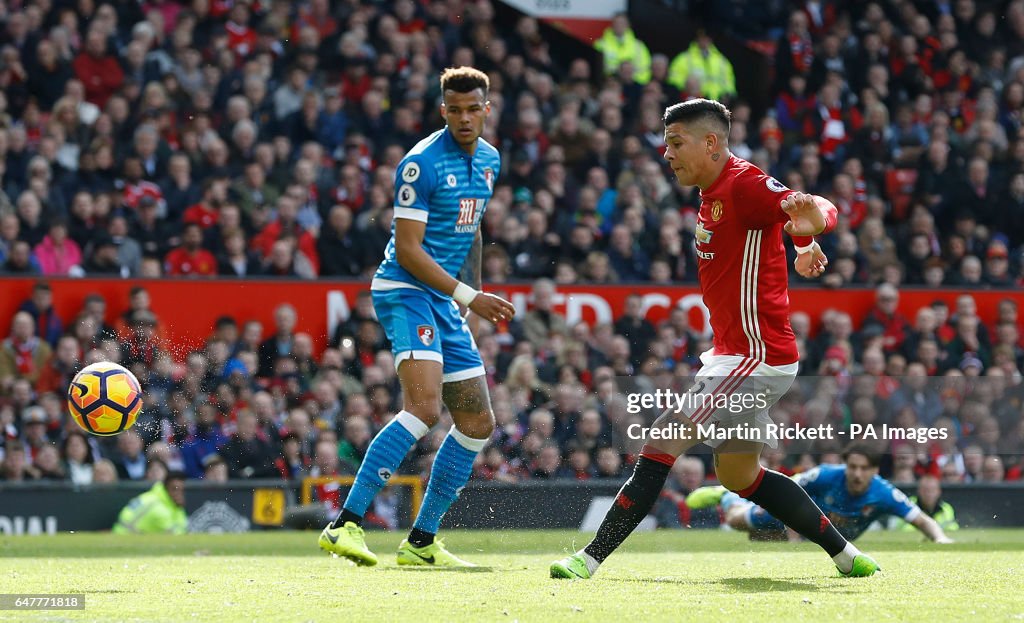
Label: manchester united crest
xmin=417 ymin=325 xmax=435 ymax=346
xmin=711 ymin=200 xmax=723 ymax=221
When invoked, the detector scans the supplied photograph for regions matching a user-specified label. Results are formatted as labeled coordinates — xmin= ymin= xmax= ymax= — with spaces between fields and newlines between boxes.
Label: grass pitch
xmin=1 ymin=529 xmax=1022 ymax=622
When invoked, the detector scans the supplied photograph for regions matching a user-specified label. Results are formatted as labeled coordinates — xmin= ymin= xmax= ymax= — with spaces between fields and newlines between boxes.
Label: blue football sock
xmin=412 ymin=426 xmax=487 ymax=536
xmin=720 ymin=491 xmax=741 ymax=512
xmin=336 ymin=411 xmax=429 ymax=525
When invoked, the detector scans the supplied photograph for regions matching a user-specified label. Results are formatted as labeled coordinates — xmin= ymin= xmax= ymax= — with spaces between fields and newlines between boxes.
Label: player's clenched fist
xmin=782 ymin=192 xmax=827 ymax=236
xmin=469 ymin=292 xmax=516 ymax=324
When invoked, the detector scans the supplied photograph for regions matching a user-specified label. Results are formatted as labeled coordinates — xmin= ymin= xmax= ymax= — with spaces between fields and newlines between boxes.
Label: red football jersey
xmin=694 ymin=155 xmax=802 ymax=366
xmin=183 ymin=203 xmax=219 ymax=229
xmin=164 ymin=248 xmax=217 ymax=276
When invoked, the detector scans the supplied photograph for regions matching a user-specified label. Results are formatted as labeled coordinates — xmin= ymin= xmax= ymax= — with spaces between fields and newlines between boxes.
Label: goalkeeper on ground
xmin=687 ymin=443 xmax=954 ymax=543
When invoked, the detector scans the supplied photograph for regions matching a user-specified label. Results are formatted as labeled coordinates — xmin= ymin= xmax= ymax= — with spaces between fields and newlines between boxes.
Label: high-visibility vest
xmin=594 ymin=28 xmax=652 ymax=84
xmin=901 ymin=495 xmax=960 ymax=532
xmin=112 ymin=482 xmax=188 ymax=534
xmin=668 ymin=43 xmax=737 ymax=100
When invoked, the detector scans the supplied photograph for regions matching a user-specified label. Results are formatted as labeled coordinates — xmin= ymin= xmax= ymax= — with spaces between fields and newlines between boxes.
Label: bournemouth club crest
xmin=484 ymin=167 xmax=494 ymax=191
xmin=417 ymin=325 xmax=435 ymax=346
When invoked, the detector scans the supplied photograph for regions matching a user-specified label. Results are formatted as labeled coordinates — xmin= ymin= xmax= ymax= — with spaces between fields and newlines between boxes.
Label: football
xmin=67 ymin=362 xmax=143 ymax=436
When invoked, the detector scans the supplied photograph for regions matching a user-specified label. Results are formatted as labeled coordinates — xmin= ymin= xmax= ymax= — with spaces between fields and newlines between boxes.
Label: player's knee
xmin=716 ymin=466 xmax=761 ymax=492
xmin=403 ymin=402 xmax=442 ymax=427
xmin=645 ymin=413 xmax=696 ymax=456
xmin=452 ymin=410 xmax=494 ymax=440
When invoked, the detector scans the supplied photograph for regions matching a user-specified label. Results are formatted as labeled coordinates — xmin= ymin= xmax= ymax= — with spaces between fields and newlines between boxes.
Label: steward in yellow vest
xmin=112 ymin=472 xmax=188 ymax=534
xmin=668 ymin=30 xmax=737 ymax=101
xmin=595 ymin=13 xmax=652 ymax=84
xmin=902 ymin=495 xmax=959 ymax=532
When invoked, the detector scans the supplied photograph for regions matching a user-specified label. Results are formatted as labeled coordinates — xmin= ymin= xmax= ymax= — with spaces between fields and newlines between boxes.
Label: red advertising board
xmin=0 ymin=277 xmax=1020 ymax=357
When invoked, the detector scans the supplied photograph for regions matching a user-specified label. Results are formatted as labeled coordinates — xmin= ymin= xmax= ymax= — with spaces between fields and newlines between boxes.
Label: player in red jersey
xmin=551 ymin=99 xmax=880 ymax=580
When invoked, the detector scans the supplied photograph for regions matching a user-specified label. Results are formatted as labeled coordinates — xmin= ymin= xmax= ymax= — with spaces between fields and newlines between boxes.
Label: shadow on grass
xmin=601 ymin=577 xmax=698 ymax=587
xmin=603 ymin=576 xmax=826 ymax=593
xmin=392 ymin=565 xmax=496 ymax=573
xmin=715 ymin=577 xmax=821 ymax=593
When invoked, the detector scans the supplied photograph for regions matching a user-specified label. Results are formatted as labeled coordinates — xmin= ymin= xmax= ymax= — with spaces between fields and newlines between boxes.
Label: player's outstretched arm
xmin=910 ymin=513 xmax=954 ymax=543
xmin=794 ymin=240 xmax=828 ymax=278
xmin=781 ymin=192 xmax=838 ymax=237
xmin=783 ymin=192 xmax=837 ymax=279
xmin=395 ymin=220 xmax=514 ymax=324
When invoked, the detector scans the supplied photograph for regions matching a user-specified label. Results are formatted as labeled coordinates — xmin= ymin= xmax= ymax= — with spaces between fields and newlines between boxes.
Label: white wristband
xmin=794 ymin=240 xmax=817 ymax=254
xmin=452 ymin=282 xmax=480 ymax=306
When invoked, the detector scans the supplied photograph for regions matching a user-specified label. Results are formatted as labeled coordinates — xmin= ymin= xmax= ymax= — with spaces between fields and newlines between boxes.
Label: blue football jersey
xmin=795 ymin=464 xmax=921 ymax=540
xmin=372 ymin=128 xmax=500 ymax=299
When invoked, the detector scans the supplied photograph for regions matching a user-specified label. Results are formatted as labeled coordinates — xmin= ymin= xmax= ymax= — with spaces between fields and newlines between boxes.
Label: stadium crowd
xmin=1 ymin=279 xmax=1021 ymax=494
xmin=0 ymin=1 xmax=1022 ymax=286
xmin=0 ymin=0 xmax=1023 ymax=524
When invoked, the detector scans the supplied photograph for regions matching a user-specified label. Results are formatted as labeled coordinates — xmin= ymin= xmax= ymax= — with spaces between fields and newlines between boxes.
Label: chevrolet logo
xmin=695 ymin=222 xmax=713 ymax=245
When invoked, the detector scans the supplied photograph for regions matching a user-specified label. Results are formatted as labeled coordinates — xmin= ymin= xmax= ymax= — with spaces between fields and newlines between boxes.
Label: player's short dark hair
xmin=842 ymin=442 xmax=882 ymax=467
xmin=662 ymin=99 xmax=731 ymax=135
xmin=440 ymin=66 xmax=489 ymax=97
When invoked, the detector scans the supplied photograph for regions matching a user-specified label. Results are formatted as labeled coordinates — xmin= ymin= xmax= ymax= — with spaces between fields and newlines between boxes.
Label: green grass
xmin=1 ymin=529 xmax=1022 ymax=622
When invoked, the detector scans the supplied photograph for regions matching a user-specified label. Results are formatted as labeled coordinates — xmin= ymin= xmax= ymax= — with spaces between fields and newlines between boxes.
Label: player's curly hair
xmin=440 ymin=66 xmax=489 ymax=96
xmin=841 ymin=442 xmax=883 ymax=467
xmin=662 ymin=99 xmax=731 ymax=134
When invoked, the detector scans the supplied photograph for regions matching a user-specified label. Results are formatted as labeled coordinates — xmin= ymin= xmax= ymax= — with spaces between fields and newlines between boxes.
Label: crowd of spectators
xmin=0 ymin=1 xmax=1021 ymax=286
xmin=0 ymin=0 xmax=1023 ymax=526
xmin=0 ymin=279 xmax=1021 ymax=508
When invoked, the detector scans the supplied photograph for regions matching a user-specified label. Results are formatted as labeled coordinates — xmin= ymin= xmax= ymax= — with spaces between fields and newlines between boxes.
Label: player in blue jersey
xmin=686 ymin=444 xmax=955 ymax=543
xmin=318 ymin=67 xmax=515 ymax=567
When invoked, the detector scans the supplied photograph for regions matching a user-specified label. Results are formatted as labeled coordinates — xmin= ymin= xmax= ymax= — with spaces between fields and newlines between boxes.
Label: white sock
xmin=577 ymin=550 xmax=601 ymax=576
xmin=831 ymin=542 xmax=861 ymax=573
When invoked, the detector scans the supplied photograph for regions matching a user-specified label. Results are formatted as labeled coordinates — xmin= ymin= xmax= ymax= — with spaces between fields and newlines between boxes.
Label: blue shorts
xmin=748 ymin=505 xmax=785 ymax=531
xmin=723 ymin=490 xmax=785 ymax=531
xmin=372 ymin=288 xmax=484 ymax=383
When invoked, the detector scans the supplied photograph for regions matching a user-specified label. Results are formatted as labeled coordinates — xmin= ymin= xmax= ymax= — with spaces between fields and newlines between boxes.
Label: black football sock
xmin=740 ymin=468 xmax=848 ymax=557
xmin=331 ymin=508 xmax=363 ymax=529
xmin=407 ymin=527 xmax=435 ymax=548
xmin=584 ymin=447 xmax=675 ymax=563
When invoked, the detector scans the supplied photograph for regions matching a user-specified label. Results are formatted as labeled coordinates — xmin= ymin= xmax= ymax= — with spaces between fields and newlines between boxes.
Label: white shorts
xmin=681 ymin=350 xmax=798 ymax=449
